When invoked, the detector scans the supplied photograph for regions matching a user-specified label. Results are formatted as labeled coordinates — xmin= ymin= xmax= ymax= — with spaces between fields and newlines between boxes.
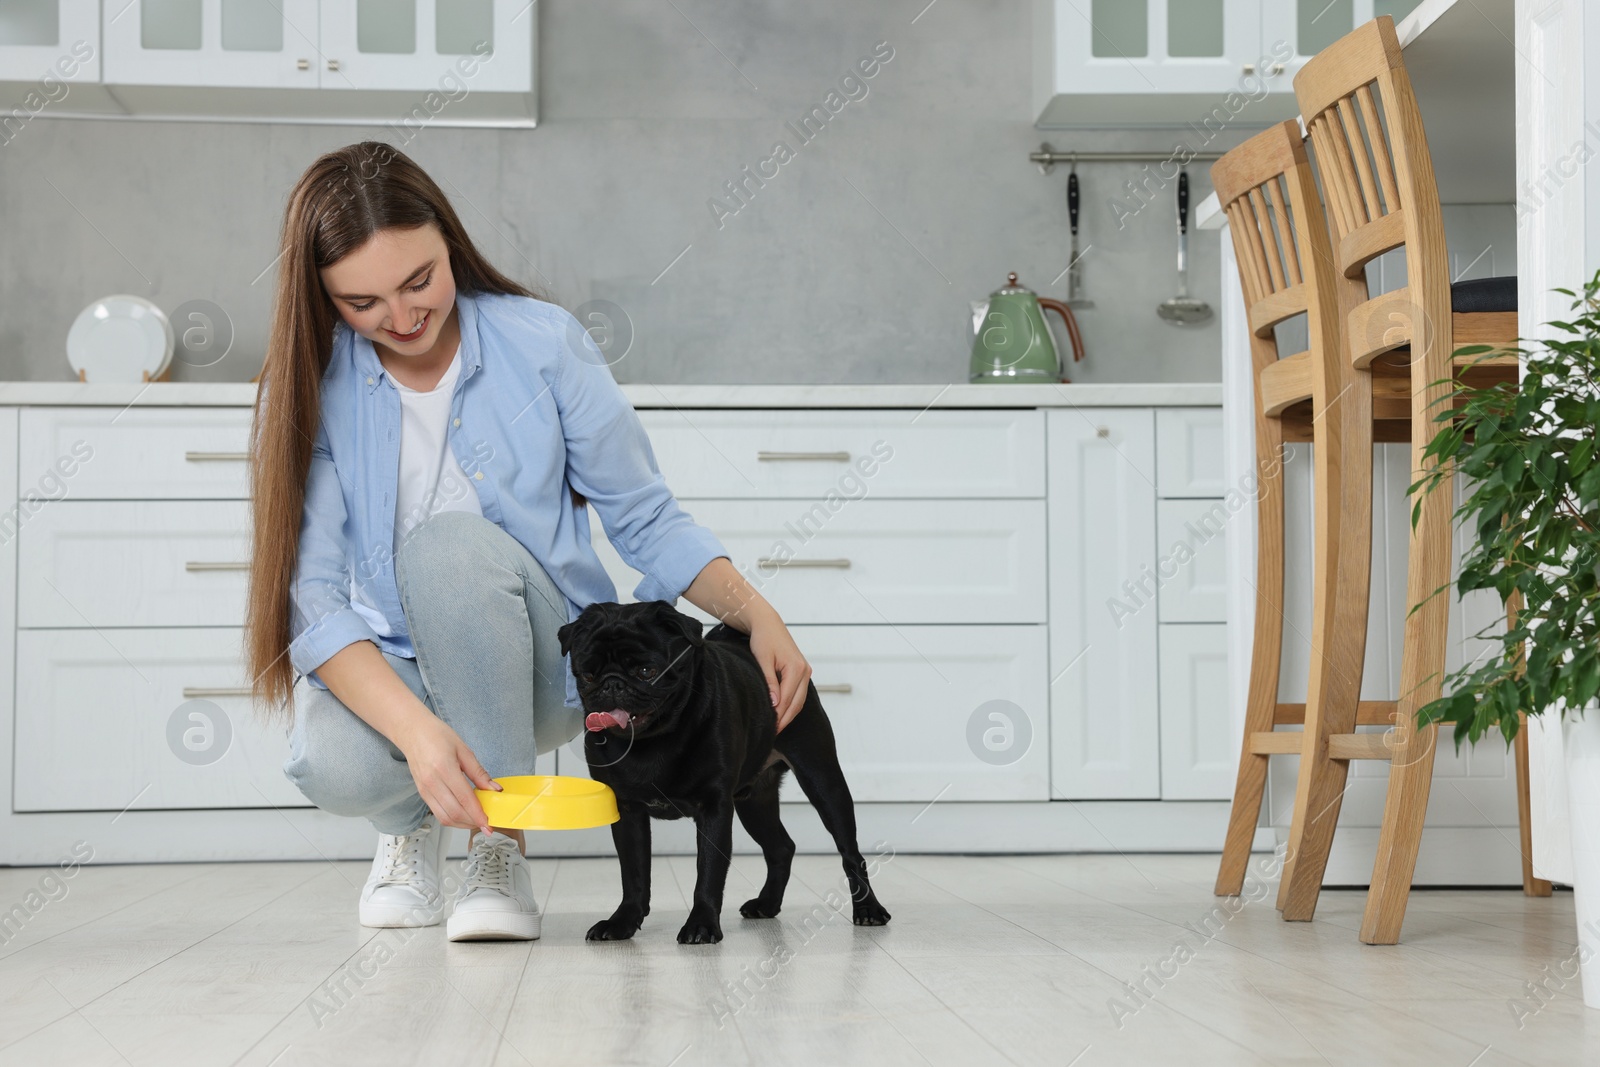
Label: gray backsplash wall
xmin=0 ymin=1 xmax=1508 ymax=386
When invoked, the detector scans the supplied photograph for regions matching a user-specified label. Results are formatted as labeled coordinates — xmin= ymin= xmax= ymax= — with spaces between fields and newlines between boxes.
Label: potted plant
xmin=1410 ymin=270 xmax=1600 ymax=1008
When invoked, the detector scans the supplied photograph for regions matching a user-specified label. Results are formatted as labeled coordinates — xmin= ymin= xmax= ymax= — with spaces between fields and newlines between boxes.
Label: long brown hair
xmin=247 ymin=141 xmax=550 ymax=721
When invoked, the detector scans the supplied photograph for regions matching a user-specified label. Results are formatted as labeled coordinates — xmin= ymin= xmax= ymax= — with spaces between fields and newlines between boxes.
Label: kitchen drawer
xmin=14 ymin=627 xmax=308 ymax=812
xmin=588 ymin=498 xmax=1047 ymax=624
xmin=20 ymin=407 xmax=253 ymax=500
xmin=1155 ymin=498 xmax=1229 ymax=623
xmin=1155 ymin=408 xmax=1226 ymax=497
xmin=1158 ymin=624 xmax=1233 ymax=800
xmin=633 ymin=409 xmax=1045 ymax=499
xmin=557 ymin=624 xmax=1050 ymax=802
xmin=20 ymin=500 xmax=250 ymax=627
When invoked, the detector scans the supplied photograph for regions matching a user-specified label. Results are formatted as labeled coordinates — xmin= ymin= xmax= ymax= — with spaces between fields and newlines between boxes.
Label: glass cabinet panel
xmin=0 ymin=1 xmax=59 ymax=47
xmin=220 ymin=0 xmax=284 ymax=52
xmin=322 ymin=0 xmax=532 ymax=92
xmin=1295 ymin=0 xmax=1353 ymax=55
xmin=1375 ymin=0 xmax=1424 ymax=20
xmin=142 ymin=0 xmax=203 ymax=50
xmin=437 ymin=0 xmax=494 ymax=55
xmin=356 ymin=0 xmax=417 ymax=54
xmin=1090 ymin=0 xmax=1147 ymax=58
xmin=1169 ymin=0 xmax=1225 ymax=58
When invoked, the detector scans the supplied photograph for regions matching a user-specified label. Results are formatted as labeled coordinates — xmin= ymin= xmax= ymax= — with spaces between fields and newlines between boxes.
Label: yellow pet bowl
xmin=475 ymin=775 xmax=620 ymax=831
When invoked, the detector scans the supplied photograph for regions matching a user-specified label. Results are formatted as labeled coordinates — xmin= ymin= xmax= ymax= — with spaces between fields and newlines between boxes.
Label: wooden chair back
xmin=1210 ymin=119 xmax=1346 ymax=432
xmin=1293 ymin=14 xmax=1448 ymax=371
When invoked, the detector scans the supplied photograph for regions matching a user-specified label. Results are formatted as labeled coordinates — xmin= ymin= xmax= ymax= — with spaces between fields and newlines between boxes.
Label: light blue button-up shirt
xmin=286 ymin=289 xmax=730 ymax=709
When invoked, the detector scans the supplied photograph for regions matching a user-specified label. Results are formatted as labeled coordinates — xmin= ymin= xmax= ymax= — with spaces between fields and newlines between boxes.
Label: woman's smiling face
xmin=320 ymin=223 xmax=458 ymax=360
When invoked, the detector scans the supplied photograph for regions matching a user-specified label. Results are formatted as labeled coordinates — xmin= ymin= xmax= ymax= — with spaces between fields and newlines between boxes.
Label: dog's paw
xmin=586 ymin=916 xmax=641 ymax=941
xmin=852 ymin=899 xmax=891 ymax=926
xmin=676 ymin=917 xmax=724 ymax=944
xmin=739 ymin=897 xmax=782 ymax=919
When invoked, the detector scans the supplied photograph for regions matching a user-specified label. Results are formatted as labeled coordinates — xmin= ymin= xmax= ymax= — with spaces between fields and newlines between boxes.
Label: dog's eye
xmin=635 ymin=666 xmax=658 ymax=680
xmin=578 ymin=673 xmax=595 ymax=685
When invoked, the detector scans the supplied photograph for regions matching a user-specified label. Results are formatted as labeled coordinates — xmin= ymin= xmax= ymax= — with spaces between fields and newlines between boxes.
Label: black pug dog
xmin=556 ymin=599 xmax=891 ymax=945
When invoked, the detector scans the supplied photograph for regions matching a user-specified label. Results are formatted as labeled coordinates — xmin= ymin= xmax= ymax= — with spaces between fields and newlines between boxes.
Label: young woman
xmin=246 ymin=142 xmax=812 ymax=942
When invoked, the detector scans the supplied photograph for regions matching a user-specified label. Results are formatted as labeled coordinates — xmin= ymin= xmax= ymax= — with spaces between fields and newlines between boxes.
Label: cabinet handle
xmin=755 ymin=557 xmax=851 ymax=568
xmin=1270 ymin=63 xmax=1285 ymax=75
xmin=297 ymin=58 xmax=310 ymax=70
xmin=186 ymin=561 xmax=250 ymax=572
xmin=182 ymin=686 xmax=252 ymax=699
xmin=327 ymin=58 xmax=341 ymax=72
xmin=1096 ymin=426 xmax=1110 ymax=438
xmin=185 ymin=451 xmax=250 ymax=462
xmin=756 ymin=450 xmax=850 ymax=462
xmin=814 ymin=683 xmax=853 ymax=694
xmin=1242 ymin=63 xmax=1255 ymax=74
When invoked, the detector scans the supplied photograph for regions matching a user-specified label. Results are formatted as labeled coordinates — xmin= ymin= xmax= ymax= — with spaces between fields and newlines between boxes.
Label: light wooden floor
xmin=0 ymin=851 xmax=1595 ymax=1066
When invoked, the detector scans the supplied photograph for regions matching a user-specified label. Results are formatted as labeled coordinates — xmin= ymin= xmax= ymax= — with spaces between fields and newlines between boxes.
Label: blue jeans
xmin=283 ymin=510 xmax=583 ymax=835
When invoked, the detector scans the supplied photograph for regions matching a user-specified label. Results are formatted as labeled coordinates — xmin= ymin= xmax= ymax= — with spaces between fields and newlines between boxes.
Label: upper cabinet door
xmin=317 ymin=0 xmax=533 ymax=93
xmin=102 ymin=0 xmax=321 ymax=87
xmin=1036 ymin=0 xmax=1428 ymax=126
xmin=1049 ymin=0 xmax=1259 ymax=97
xmin=0 ymin=0 xmax=100 ymax=81
xmin=1258 ymin=1 xmax=1425 ymax=83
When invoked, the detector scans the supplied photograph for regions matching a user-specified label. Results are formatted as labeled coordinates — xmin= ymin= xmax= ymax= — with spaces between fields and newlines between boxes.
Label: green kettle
xmin=968 ymin=272 xmax=1085 ymax=383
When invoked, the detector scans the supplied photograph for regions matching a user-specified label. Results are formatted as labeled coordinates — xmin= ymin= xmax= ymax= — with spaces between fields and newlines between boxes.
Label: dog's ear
xmin=649 ymin=599 xmax=704 ymax=648
xmin=557 ymin=620 xmax=577 ymax=659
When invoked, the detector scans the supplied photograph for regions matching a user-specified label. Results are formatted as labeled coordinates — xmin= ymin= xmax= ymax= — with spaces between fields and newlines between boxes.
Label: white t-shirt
xmin=391 ymin=347 xmax=483 ymax=545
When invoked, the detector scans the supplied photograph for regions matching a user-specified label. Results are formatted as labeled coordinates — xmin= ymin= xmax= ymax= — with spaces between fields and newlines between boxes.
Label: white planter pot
xmin=1562 ymin=707 xmax=1600 ymax=1009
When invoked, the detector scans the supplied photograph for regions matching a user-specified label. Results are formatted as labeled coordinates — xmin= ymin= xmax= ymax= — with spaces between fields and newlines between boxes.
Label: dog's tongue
xmin=585 ymin=710 xmax=632 ymax=732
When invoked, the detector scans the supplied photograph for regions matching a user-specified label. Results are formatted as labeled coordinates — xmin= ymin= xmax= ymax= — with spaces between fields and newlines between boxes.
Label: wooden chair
xmin=1212 ymin=105 xmax=1548 ymax=943
xmin=1211 ymin=118 xmax=1380 ymax=912
xmin=1281 ymin=13 xmax=1545 ymax=944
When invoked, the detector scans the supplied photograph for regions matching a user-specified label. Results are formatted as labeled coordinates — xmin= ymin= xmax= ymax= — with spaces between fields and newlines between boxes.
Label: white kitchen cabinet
xmin=1033 ymin=0 xmax=1425 ymax=126
xmin=1047 ymin=408 xmax=1160 ymax=799
xmin=98 ymin=0 xmax=532 ymax=94
xmin=319 ymin=0 xmax=533 ymax=94
xmin=1042 ymin=0 xmax=1261 ymax=99
xmin=0 ymin=0 xmax=99 ymax=81
xmin=102 ymin=0 xmax=321 ymax=88
xmin=1159 ymin=623 xmax=1233 ymax=799
xmin=0 ymin=388 xmax=1261 ymax=865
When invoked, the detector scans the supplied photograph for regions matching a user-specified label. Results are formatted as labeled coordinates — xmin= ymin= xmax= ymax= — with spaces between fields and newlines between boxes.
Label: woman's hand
xmin=395 ymin=713 xmax=501 ymax=834
xmin=680 ymin=557 xmax=812 ymax=732
xmin=749 ymin=614 xmax=813 ymax=733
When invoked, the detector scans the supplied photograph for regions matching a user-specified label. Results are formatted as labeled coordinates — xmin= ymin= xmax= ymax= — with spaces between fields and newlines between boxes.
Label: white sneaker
xmin=359 ymin=814 xmax=450 ymax=928
xmin=447 ymin=831 xmax=541 ymax=941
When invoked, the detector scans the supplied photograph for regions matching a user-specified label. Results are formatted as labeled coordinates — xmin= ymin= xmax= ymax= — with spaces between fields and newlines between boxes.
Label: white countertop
xmin=0 ymin=381 xmax=1221 ymax=408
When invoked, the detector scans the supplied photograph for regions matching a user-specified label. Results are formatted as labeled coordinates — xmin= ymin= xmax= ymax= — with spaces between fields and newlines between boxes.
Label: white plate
xmin=66 ymin=295 xmax=174 ymax=383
